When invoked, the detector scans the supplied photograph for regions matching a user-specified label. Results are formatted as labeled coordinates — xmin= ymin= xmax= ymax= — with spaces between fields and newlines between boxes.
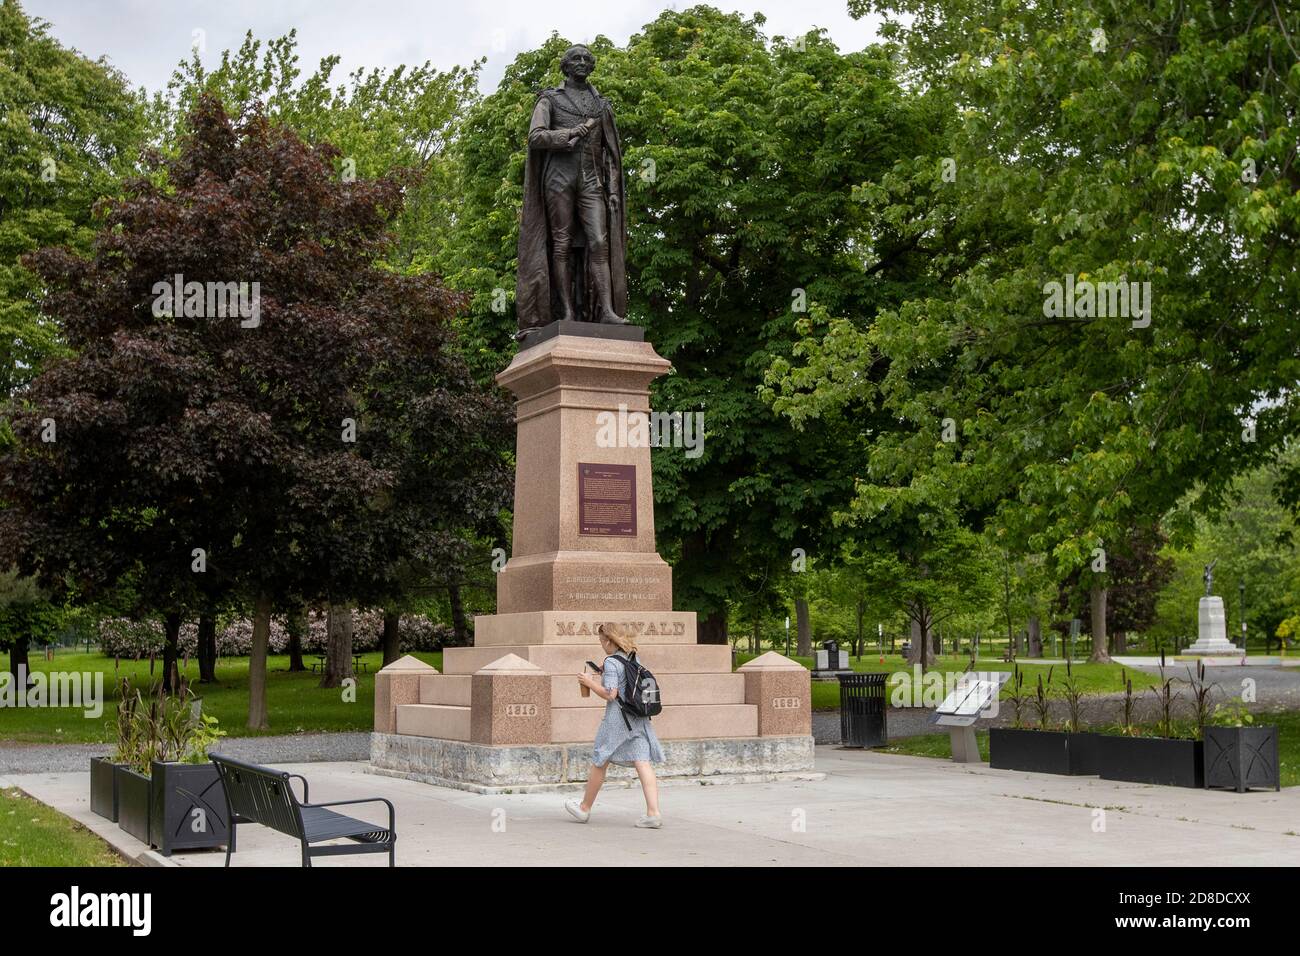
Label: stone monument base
xmin=1183 ymin=638 xmax=1242 ymax=655
xmin=371 ymin=648 xmax=816 ymax=792
xmin=369 ymin=732 xmax=820 ymax=794
xmin=1185 ymin=595 xmax=1242 ymax=656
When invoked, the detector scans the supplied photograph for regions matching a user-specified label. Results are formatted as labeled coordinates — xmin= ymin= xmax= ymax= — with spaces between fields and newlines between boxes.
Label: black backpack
xmin=613 ymin=651 xmax=663 ymax=726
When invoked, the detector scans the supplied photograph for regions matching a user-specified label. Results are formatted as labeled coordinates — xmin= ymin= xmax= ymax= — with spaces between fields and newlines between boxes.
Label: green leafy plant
xmin=1119 ymin=668 xmax=1138 ymax=736
xmin=113 ymin=679 xmax=225 ymax=774
xmin=109 ymin=678 xmax=141 ymax=765
xmin=184 ymin=714 xmax=226 ymax=764
xmin=1002 ymin=664 xmax=1027 ymax=729
xmin=1185 ymin=660 xmax=1218 ymax=739
xmin=1148 ymin=668 xmax=1181 ymax=739
xmin=1210 ymin=698 xmax=1255 ymax=729
xmin=1058 ymin=660 xmax=1084 ymax=733
xmin=1031 ymin=667 xmax=1054 ymax=731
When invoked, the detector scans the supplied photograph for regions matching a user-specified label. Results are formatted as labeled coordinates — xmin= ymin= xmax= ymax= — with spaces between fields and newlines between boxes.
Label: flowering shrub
xmin=177 ymin=619 xmax=291 ymax=656
xmin=97 ymin=618 xmax=164 ymax=658
xmin=400 ymin=617 xmax=456 ymax=652
xmin=100 ymin=616 xmax=290 ymax=658
xmin=303 ymin=609 xmax=451 ymax=652
xmin=97 ymin=610 xmax=452 ymax=657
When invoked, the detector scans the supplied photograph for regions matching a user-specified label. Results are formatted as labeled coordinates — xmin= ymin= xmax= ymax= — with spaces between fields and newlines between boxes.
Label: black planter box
xmin=1066 ymin=731 xmax=1103 ymax=776
xmin=990 ymin=728 xmax=1069 ymax=774
xmin=115 ymin=766 xmax=152 ymax=843
xmin=89 ymin=757 xmax=121 ymax=821
xmin=990 ymin=728 xmax=1101 ymax=775
xmin=1097 ymin=735 xmax=1204 ymax=788
xmin=148 ymin=762 xmax=229 ymax=856
xmin=1204 ymin=726 xmax=1280 ymax=792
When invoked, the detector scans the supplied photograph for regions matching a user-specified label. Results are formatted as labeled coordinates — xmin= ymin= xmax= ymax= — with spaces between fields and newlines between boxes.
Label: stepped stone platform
xmin=369 ymin=329 xmax=814 ymax=789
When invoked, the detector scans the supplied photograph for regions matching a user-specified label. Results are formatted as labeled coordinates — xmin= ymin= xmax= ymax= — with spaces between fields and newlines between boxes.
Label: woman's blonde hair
xmin=597 ymin=623 xmax=638 ymax=655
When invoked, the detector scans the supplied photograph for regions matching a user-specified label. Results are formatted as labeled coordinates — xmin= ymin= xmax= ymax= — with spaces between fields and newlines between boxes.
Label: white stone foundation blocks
xmin=369 ymin=732 xmax=817 ymax=793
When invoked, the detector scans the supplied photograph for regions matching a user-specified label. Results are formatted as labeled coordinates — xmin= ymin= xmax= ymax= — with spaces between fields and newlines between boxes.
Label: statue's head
xmin=560 ymin=45 xmax=596 ymax=80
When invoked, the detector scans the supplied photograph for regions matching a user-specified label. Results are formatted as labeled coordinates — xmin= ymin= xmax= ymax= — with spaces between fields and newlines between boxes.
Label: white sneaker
xmin=635 ymin=815 xmax=663 ymax=829
xmin=564 ymin=799 xmax=590 ymax=823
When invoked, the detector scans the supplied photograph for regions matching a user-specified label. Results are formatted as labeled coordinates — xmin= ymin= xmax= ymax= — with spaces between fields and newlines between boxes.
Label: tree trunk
xmin=855 ymin=601 xmax=864 ymax=658
xmin=247 ymin=594 xmax=272 ymax=730
xmin=794 ymin=598 xmax=812 ymax=657
xmin=1114 ymin=629 xmax=1127 ymax=654
xmin=8 ymin=633 xmax=31 ymax=687
xmin=162 ymin=611 xmax=181 ymax=694
xmin=906 ymin=617 xmax=929 ymax=668
xmin=1027 ymin=615 xmax=1043 ymax=658
xmin=197 ymin=612 xmax=218 ymax=683
xmin=382 ymin=609 xmax=401 ymax=667
xmin=285 ymin=605 xmax=306 ymax=672
xmin=448 ymin=584 xmax=468 ymax=644
xmin=320 ymin=603 xmax=355 ymax=688
xmin=1089 ymin=586 xmax=1111 ymax=663
xmin=698 ymin=608 xmax=728 ymax=645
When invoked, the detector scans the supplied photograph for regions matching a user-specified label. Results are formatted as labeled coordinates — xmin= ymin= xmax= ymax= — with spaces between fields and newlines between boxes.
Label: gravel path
xmin=0 ymin=732 xmax=371 ymax=774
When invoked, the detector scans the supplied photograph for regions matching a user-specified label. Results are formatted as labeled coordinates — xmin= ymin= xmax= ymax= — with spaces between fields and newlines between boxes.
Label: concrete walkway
xmin=6 ymin=747 xmax=1298 ymax=866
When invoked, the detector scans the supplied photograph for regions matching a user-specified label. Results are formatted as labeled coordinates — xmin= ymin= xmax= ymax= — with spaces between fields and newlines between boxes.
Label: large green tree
xmin=772 ymin=1 xmax=1300 ymax=649
xmin=0 ymin=0 xmax=145 ymax=395
xmin=2 ymin=97 xmax=509 ymax=725
xmin=440 ymin=7 xmax=934 ymax=640
xmin=147 ymin=29 xmax=481 ymax=275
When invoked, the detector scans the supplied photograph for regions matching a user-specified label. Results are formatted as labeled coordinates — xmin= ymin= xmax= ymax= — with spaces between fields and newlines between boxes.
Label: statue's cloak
xmin=515 ymin=85 xmax=627 ymax=333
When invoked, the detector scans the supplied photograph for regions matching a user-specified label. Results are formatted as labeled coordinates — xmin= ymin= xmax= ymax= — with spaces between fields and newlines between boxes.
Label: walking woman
xmin=565 ymin=623 xmax=664 ymax=827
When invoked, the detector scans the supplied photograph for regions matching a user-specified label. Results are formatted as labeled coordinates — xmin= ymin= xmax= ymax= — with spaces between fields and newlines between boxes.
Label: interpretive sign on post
xmin=934 ymin=672 xmax=1011 ymax=763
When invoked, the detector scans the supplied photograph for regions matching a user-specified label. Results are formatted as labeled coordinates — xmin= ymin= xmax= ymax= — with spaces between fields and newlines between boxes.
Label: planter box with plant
xmin=1203 ymin=701 xmax=1280 ymax=792
xmin=116 ymin=763 xmax=153 ymax=843
xmin=108 ymin=677 xmax=229 ymax=853
xmin=1097 ymin=665 xmax=1205 ymax=788
xmin=89 ymin=756 xmax=121 ymax=821
xmin=990 ymin=666 xmax=1097 ymax=775
xmin=91 ymin=679 xmax=143 ymax=822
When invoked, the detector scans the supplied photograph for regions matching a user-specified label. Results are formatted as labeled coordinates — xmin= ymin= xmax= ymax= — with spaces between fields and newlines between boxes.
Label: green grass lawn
xmin=0 ymin=788 xmax=125 ymax=866
xmin=2 ymin=650 xmax=441 ymax=744
xmin=733 ymin=652 xmax=1163 ymax=711
xmin=877 ymin=710 xmax=1300 ymax=788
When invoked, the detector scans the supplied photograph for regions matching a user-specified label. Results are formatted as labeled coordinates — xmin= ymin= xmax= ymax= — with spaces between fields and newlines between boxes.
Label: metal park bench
xmin=210 ymin=754 xmax=396 ymax=867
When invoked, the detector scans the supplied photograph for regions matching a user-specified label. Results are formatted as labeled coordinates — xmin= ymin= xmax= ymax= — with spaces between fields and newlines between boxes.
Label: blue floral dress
xmin=591 ymin=651 xmax=665 ymax=768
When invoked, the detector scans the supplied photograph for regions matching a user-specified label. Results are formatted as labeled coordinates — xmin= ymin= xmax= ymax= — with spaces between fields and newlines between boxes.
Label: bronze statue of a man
xmin=515 ymin=44 xmax=630 ymax=340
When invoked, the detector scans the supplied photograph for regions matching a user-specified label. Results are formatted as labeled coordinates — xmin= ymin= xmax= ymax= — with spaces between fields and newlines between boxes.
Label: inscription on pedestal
xmin=558 ymin=571 xmax=656 ymax=604
xmin=578 ymin=463 xmax=636 ymax=536
xmin=553 ymin=618 xmax=688 ymax=638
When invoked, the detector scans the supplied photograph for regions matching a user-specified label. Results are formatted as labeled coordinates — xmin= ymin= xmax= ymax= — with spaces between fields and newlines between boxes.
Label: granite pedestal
xmin=371 ymin=328 xmax=814 ymax=788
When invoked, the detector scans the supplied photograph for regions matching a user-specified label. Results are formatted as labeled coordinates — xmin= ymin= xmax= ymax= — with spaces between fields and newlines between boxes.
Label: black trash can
xmin=838 ymin=672 xmax=887 ymax=747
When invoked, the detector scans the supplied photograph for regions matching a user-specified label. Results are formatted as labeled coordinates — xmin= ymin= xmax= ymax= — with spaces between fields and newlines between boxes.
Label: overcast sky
xmin=25 ymin=1 xmax=887 ymax=95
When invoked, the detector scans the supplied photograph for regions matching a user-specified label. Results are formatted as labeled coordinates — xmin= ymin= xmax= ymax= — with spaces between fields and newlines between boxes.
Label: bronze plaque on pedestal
xmin=578 ymin=463 xmax=636 ymax=536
